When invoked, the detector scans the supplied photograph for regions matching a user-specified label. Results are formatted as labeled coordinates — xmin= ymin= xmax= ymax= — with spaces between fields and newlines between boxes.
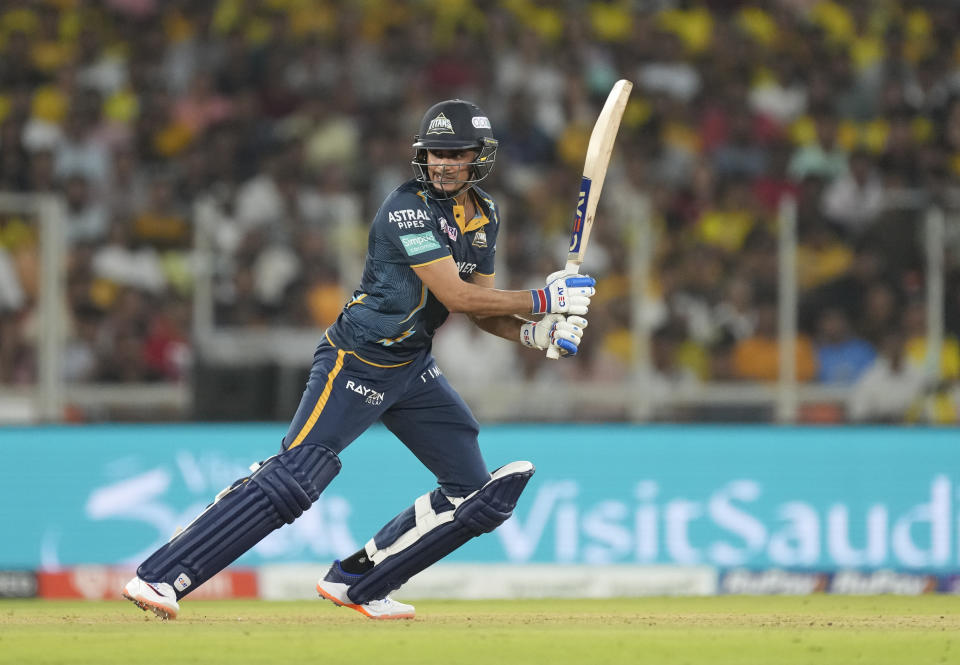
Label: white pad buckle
xmin=363 ymin=461 xmax=533 ymax=565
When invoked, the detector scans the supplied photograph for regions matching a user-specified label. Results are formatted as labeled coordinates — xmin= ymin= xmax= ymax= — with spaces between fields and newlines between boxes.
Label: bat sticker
xmin=568 ymin=177 xmax=592 ymax=253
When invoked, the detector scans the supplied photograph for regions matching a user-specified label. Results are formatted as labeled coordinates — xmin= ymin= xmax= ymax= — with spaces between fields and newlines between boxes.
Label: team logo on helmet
xmin=426 ymin=112 xmax=455 ymax=135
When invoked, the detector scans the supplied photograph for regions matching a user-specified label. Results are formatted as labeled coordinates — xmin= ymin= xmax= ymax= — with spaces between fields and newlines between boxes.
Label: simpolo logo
xmin=400 ymin=232 xmax=441 ymax=256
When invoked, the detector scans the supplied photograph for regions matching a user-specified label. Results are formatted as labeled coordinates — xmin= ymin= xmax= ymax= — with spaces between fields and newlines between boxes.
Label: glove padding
xmin=520 ymin=314 xmax=588 ymax=356
xmin=530 ymin=271 xmax=595 ymax=315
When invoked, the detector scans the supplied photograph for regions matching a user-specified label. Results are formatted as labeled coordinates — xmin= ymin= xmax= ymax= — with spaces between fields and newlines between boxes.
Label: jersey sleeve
xmin=373 ymin=190 xmax=451 ymax=267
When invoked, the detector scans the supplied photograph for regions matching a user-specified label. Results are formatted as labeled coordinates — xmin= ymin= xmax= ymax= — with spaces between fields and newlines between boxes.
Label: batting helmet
xmin=411 ymin=99 xmax=498 ymax=199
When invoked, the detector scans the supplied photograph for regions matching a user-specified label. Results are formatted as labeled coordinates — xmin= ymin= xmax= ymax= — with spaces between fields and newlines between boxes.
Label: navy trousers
xmin=282 ymin=337 xmax=491 ymax=498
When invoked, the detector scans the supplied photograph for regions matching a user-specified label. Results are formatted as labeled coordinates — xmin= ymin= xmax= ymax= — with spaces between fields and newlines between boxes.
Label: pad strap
xmin=348 ymin=461 xmax=534 ymax=604
xmin=364 ymin=492 xmax=465 ymax=565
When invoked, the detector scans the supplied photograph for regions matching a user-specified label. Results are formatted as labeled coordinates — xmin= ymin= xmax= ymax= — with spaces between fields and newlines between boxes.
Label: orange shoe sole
xmin=122 ymin=591 xmax=178 ymax=620
xmin=316 ymin=583 xmax=414 ymax=620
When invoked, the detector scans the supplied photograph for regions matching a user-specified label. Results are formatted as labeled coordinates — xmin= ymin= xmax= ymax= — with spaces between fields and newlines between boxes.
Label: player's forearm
xmin=416 ymin=257 xmax=592 ymax=317
xmin=439 ymin=281 xmax=534 ymax=316
xmin=468 ymin=313 xmax=525 ymax=342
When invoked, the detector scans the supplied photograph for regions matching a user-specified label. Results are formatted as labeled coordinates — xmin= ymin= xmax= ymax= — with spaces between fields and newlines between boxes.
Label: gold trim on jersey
xmin=324 ymin=331 xmax=415 ymax=368
xmin=288 ymin=349 xmax=346 ymax=449
xmin=346 ymin=293 xmax=368 ymax=308
xmin=398 ymin=284 xmax=427 ymax=324
xmin=480 ymin=196 xmax=499 ymax=225
xmin=410 ymin=255 xmax=449 ymax=268
xmin=349 ymin=353 xmax=414 ymax=368
xmin=452 ymin=191 xmax=491 ymax=235
xmin=452 ymin=204 xmax=490 ymax=235
xmin=377 ymin=326 xmax=416 ymax=346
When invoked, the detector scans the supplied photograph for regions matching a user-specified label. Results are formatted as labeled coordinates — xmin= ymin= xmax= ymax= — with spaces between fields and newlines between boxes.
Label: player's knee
xmin=446 ymin=415 xmax=480 ymax=448
xmin=457 ymin=499 xmax=512 ymax=535
xmin=466 ymin=416 xmax=480 ymax=439
xmin=456 ymin=461 xmax=535 ymax=536
xmin=252 ymin=443 xmax=341 ymax=523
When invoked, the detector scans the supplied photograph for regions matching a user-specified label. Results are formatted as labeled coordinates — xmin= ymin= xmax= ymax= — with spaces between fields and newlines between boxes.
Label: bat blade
xmin=546 ymin=79 xmax=632 ymax=360
xmin=564 ymin=79 xmax=633 ymax=271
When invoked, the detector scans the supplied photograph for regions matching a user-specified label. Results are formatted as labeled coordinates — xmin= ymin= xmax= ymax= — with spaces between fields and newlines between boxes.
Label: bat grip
xmin=544 ymin=262 xmax=583 ymax=360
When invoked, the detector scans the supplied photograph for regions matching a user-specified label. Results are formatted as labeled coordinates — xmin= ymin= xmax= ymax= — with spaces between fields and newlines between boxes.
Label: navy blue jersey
xmin=326 ymin=180 xmax=500 ymax=365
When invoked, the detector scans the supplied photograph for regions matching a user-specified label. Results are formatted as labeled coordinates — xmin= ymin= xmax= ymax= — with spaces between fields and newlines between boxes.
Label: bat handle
xmin=545 ymin=262 xmax=582 ymax=360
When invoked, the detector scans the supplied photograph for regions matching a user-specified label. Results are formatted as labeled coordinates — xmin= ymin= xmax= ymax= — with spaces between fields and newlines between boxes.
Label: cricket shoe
xmin=122 ymin=576 xmax=179 ymax=620
xmin=316 ymin=560 xmax=415 ymax=620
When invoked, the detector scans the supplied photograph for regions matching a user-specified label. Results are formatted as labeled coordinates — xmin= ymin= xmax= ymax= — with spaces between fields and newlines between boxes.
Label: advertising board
xmin=2 ymin=424 xmax=957 ymax=573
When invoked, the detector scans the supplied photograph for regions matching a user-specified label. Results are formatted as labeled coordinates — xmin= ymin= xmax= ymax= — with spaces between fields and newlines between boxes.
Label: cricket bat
xmin=547 ymin=79 xmax=633 ymax=359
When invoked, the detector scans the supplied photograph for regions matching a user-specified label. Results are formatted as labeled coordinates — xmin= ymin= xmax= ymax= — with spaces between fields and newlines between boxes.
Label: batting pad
xmin=137 ymin=443 xmax=340 ymax=599
xmin=347 ymin=461 xmax=534 ymax=604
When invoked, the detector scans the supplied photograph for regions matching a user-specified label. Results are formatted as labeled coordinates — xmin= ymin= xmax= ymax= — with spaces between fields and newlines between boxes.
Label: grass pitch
xmin=1 ymin=596 xmax=957 ymax=665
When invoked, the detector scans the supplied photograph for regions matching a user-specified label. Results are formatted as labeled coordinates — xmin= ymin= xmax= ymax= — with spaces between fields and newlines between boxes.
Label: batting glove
xmin=530 ymin=273 xmax=595 ymax=315
xmin=520 ymin=314 xmax=588 ymax=356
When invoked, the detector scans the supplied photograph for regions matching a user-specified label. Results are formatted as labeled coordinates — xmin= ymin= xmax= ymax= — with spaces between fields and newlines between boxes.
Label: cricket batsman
xmin=122 ymin=99 xmax=596 ymax=619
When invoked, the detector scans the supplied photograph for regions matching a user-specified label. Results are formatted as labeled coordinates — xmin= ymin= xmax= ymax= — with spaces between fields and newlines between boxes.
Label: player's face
xmin=426 ymin=149 xmax=478 ymax=194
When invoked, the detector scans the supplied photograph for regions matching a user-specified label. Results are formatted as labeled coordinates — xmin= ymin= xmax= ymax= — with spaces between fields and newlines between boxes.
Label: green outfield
xmin=1 ymin=596 xmax=957 ymax=665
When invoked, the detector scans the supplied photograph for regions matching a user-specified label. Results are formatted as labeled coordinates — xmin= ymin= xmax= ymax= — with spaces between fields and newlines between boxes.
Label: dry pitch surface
xmin=1 ymin=596 xmax=957 ymax=665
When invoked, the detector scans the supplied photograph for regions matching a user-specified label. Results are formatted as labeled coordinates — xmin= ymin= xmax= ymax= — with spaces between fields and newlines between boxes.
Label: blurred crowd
xmin=0 ymin=0 xmax=959 ymax=422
